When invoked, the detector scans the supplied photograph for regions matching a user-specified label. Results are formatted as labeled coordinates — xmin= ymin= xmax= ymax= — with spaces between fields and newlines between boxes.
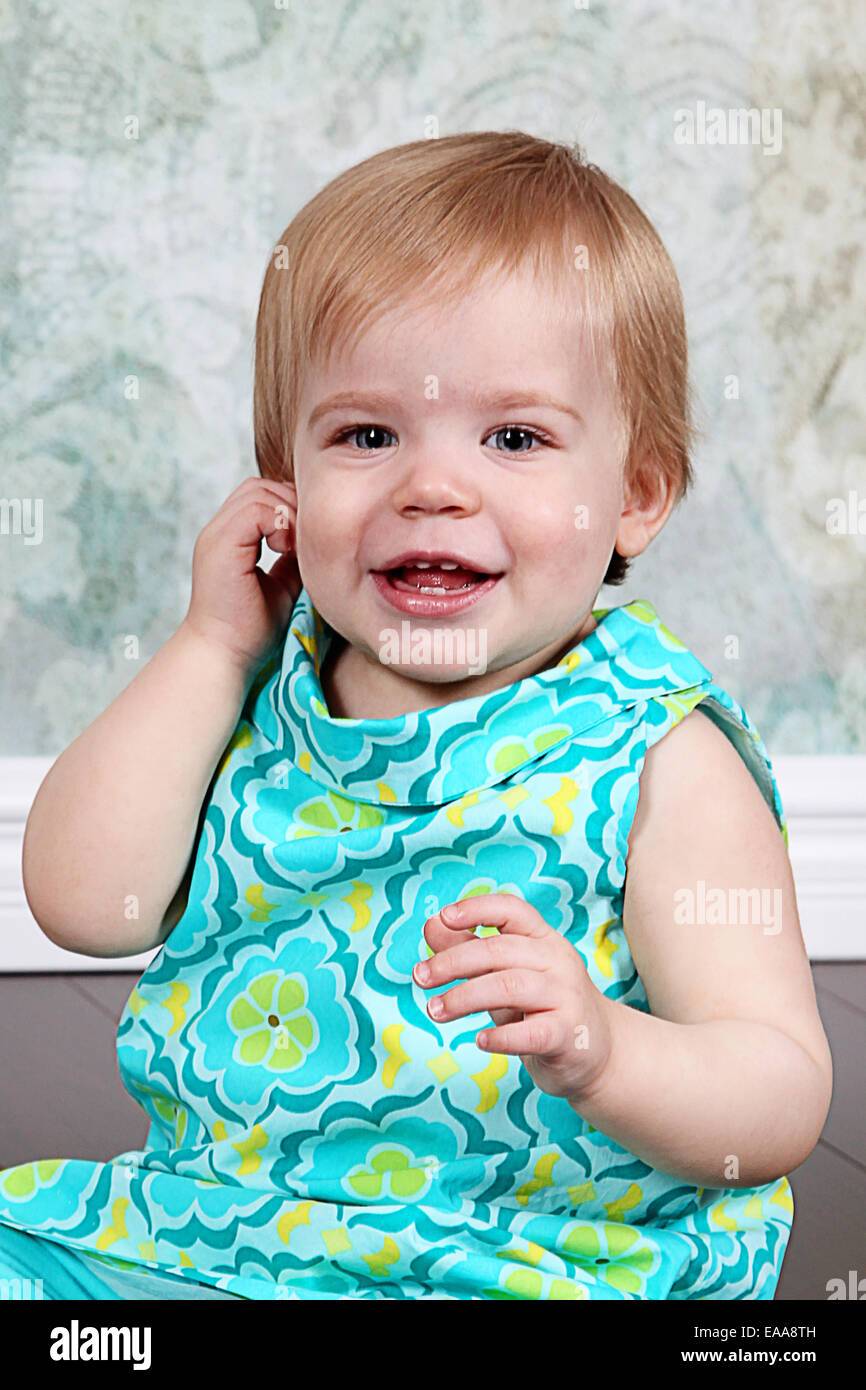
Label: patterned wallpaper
xmin=0 ymin=0 xmax=863 ymax=756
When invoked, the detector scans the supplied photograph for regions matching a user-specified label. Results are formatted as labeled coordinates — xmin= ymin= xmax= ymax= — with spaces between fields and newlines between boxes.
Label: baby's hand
xmin=413 ymin=893 xmax=615 ymax=1103
xmin=181 ymin=478 xmax=301 ymax=672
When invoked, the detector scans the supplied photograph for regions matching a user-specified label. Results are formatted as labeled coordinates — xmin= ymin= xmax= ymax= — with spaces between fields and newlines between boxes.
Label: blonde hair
xmin=254 ymin=130 xmax=699 ymax=585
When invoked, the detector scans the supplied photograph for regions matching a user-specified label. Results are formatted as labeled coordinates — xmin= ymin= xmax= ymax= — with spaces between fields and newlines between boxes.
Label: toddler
xmin=1 ymin=131 xmax=832 ymax=1300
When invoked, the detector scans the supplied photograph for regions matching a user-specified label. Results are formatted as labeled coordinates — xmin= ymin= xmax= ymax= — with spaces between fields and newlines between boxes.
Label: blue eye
xmin=332 ymin=424 xmax=396 ymax=450
xmin=486 ymin=426 xmax=549 ymax=452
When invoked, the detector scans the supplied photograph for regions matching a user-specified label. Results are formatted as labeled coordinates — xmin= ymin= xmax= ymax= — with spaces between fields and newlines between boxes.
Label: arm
xmin=21 ymin=475 xmax=302 ymax=959
xmin=566 ymin=707 xmax=833 ymax=1189
xmin=570 ymin=1000 xmax=830 ymax=1189
xmin=22 ymin=624 xmax=254 ymax=958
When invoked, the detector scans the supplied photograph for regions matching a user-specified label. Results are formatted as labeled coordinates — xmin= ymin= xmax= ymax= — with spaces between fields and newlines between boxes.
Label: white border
xmin=0 ymin=755 xmax=864 ymax=970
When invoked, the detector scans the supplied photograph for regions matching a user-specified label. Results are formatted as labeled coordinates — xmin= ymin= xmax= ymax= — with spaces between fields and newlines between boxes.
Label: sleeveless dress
xmin=0 ymin=589 xmax=794 ymax=1300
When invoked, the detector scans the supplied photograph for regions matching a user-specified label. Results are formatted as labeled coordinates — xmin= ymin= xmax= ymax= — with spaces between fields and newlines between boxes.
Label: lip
xmin=373 ymin=549 xmax=504 ymax=574
xmin=370 ymin=569 xmax=502 ymax=617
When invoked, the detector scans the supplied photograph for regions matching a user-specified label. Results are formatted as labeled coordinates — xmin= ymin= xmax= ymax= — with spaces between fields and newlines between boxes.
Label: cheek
xmin=295 ymin=475 xmax=365 ymax=566
xmin=563 ymin=480 xmax=620 ymax=557
xmin=514 ymin=489 xmax=618 ymax=582
xmin=515 ymin=495 xmax=595 ymax=560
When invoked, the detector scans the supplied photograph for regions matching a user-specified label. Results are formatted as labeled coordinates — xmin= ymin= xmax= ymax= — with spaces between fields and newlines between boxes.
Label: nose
xmin=389 ymin=450 xmax=483 ymax=518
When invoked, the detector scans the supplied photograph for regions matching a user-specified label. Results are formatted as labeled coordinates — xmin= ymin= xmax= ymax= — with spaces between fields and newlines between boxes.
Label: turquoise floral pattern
xmin=229 ymin=971 xmax=316 ymax=1071
xmin=293 ymin=790 xmax=384 ymax=838
xmin=188 ymin=933 xmax=364 ymax=1110
xmin=0 ymin=588 xmax=794 ymax=1300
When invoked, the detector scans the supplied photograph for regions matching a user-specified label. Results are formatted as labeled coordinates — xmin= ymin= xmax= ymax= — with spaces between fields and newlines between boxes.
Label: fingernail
xmin=440 ymin=904 xmax=458 ymax=920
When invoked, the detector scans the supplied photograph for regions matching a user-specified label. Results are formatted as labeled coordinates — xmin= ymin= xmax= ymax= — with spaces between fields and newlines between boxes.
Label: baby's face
xmin=291 ymin=262 xmax=631 ymax=693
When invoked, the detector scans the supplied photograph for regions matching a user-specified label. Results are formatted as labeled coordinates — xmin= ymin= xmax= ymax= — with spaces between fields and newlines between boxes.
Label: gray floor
xmin=0 ymin=963 xmax=863 ymax=1300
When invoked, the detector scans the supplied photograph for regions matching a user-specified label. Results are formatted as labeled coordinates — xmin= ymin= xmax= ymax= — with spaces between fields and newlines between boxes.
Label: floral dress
xmin=0 ymin=588 xmax=794 ymax=1299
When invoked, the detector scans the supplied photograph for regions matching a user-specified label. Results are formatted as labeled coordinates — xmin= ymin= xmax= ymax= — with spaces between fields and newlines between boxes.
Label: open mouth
xmin=382 ymin=563 xmax=495 ymax=594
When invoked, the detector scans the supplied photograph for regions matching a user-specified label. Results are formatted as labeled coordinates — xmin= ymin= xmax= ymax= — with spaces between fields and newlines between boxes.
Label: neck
xmin=319 ymin=613 xmax=598 ymax=721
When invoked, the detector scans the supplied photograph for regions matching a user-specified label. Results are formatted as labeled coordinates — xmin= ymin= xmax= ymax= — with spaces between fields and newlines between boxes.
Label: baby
xmin=3 ymin=131 xmax=832 ymax=1302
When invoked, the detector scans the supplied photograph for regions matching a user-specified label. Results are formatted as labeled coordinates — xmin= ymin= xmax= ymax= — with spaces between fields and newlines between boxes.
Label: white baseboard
xmin=1 ymin=755 xmax=864 ymax=971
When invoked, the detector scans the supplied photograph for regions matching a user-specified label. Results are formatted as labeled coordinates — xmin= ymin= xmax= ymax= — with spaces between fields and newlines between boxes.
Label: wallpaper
xmin=0 ymin=0 xmax=863 ymax=755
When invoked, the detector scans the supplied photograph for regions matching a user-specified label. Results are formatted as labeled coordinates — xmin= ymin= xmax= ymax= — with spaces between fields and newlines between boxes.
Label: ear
xmin=614 ymin=455 xmax=681 ymax=560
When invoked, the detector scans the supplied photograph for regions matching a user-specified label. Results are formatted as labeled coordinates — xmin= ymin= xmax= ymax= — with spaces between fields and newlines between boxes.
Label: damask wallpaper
xmin=0 ymin=0 xmax=863 ymax=755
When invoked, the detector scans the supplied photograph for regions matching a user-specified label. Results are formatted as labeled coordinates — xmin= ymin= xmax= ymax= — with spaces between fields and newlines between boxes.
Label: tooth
xmin=416 ymin=583 xmax=474 ymax=593
xmin=413 ymin=561 xmax=432 ymax=569
xmin=439 ymin=561 xmax=458 ymax=569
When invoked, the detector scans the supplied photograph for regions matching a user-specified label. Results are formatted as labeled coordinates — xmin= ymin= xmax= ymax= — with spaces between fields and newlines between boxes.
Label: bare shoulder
xmin=638 ymin=702 xmax=772 ymax=805
xmin=631 ymin=706 xmax=795 ymax=845
xmin=621 ymin=704 xmax=833 ymax=1086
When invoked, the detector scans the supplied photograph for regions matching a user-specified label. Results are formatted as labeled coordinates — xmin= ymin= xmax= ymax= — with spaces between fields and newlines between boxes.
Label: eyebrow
xmin=306 ymin=388 xmax=584 ymax=431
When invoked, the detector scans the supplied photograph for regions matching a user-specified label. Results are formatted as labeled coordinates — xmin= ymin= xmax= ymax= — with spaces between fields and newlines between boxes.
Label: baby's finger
xmin=425 ymin=968 xmax=554 ymax=1028
xmin=424 ymin=895 xmax=550 ymax=963
xmin=487 ymin=1007 xmax=524 ymax=1029
xmin=422 ymin=910 xmax=488 ymax=959
xmin=437 ymin=893 xmax=551 ymax=941
xmin=414 ymin=933 xmax=538 ymax=987
xmin=206 ymin=479 xmax=297 ymax=536
xmin=208 ymin=500 xmax=295 ymax=565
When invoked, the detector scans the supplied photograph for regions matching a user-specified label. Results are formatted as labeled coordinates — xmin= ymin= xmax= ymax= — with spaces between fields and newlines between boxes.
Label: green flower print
xmin=146 ymin=1092 xmax=187 ymax=1145
xmin=627 ymin=599 xmax=685 ymax=650
xmin=483 ymin=1221 xmax=654 ymax=1299
xmin=229 ymin=971 xmax=316 ymax=1071
xmin=293 ymin=791 xmax=383 ymax=838
xmin=1 ymin=1159 xmax=63 ymax=1199
xmin=348 ymin=1147 xmax=428 ymax=1200
xmin=560 ymin=1221 xmax=654 ymax=1294
xmin=492 ymin=726 xmax=572 ymax=775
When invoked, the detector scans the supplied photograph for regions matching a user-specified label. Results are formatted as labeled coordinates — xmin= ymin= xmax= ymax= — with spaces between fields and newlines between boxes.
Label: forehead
xmin=304 ymin=262 xmax=612 ymax=401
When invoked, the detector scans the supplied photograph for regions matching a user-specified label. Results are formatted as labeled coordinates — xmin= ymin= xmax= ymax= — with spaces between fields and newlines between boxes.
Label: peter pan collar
xmin=250 ymin=587 xmax=712 ymax=807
